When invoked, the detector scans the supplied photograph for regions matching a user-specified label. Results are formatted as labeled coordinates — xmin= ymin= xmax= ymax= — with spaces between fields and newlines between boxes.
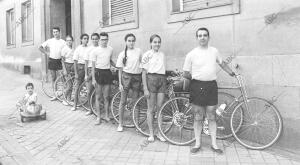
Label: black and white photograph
xmin=0 ymin=0 xmax=299 ymax=164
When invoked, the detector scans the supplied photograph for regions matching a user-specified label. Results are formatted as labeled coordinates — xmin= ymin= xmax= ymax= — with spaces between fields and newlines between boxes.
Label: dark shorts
xmin=147 ymin=73 xmax=167 ymax=93
xmin=122 ymin=71 xmax=142 ymax=91
xmin=190 ymin=79 xmax=218 ymax=106
xmin=48 ymin=58 xmax=62 ymax=70
xmin=65 ymin=62 xmax=74 ymax=74
xmin=95 ymin=69 xmax=113 ymax=85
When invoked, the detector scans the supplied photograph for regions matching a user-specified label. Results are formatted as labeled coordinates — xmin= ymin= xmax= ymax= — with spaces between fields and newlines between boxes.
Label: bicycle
xmin=54 ymin=72 xmax=75 ymax=102
xmin=157 ymin=75 xmax=282 ymax=149
xmin=229 ymin=75 xmax=282 ymax=150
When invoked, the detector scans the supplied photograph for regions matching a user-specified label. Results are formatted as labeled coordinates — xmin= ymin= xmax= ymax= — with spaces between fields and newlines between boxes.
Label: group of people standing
xmin=39 ymin=27 xmax=236 ymax=154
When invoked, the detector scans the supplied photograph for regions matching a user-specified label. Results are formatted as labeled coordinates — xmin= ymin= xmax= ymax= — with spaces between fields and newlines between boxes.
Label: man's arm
xmin=38 ymin=45 xmax=48 ymax=56
xmin=219 ymin=61 xmax=236 ymax=77
xmin=61 ymin=57 xmax=67 ymax=75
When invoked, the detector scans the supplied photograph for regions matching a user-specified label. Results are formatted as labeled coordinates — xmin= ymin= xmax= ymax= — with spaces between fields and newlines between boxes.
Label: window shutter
xmin=182 ymin=0 xmax=233 ymax=11
xmin=110 ymin=0 xmax=133 ymax=24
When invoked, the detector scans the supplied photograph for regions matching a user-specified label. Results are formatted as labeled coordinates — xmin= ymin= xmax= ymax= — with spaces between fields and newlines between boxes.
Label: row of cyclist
xmin=43 ymin=29 xmax=282 ymax=152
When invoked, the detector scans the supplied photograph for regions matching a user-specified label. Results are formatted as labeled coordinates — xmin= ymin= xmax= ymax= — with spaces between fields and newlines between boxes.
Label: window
xmin=6 ymin=8 xmax=15 ymax=46
xmin=168 ymin=0 xmax=240 ymax=23
xmin=173 ymin=0 xmax=233 ymax=13
xmin=102 ymin=0 xmax=134 ymax=26
xmin=21 ymin=0 xmax=33 ymax=42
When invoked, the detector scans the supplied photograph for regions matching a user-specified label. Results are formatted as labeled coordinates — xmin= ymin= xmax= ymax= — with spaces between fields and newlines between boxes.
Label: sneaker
xmin=70 ymin=107 xmax=76 ymax=111
xmin=190 ymin=146 xmax=201 ymax=153
xmin=147 ymin=136 xmax=155 ymax=142
xmin=50 ymin=97 xmax=57 ymax=101
xmin=156 ymin=134 xmax=166 ymax=142
xmin=95 ymin=117 xmax=101 ymax=125
xmin=117 ymin=126 xmax=123 ymax=132
xmin=62 ymin=101 xmax=69 ymax=106
xmin=85 ymin=111 xmax=93 ymax=116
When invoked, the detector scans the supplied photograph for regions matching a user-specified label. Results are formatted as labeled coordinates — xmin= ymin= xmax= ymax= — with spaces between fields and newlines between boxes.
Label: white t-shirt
xmin=24 ymin=93 xmax=37 ymax=107
xmin=91 ymin=46 xmax=113 ymax=69
xmin=140 ymin=50 xmax=166 ymax=75
xmin=41 ymin=38 xmax=66 ymax=59
xmin=73 ymin=45 xmax=89 ymax=64
xmin=183 ymin=46 xmax=223 ymax=81
xmin=85 ymin=46 xmax=98 ymax=68
xmin=61 ymin=46 xmax=74 ymax=64
xmin=116 ymin=48 xmax=142 ymax=74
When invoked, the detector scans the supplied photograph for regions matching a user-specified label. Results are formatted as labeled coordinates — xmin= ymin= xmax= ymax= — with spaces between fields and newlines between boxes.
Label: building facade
xmin=1 ymin=0 xmax=300 ymax=154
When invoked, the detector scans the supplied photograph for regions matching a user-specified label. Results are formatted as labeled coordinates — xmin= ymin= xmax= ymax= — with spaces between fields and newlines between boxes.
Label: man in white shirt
xmin=39 ymin=27 xmax=66 ymax=101
xmin=183 ymin=27 xmax=236 ymax=154
xmin=91 ymin=32 xmax=116 ymax=125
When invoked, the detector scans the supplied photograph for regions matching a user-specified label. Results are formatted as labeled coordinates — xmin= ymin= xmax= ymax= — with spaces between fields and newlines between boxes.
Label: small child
xmin=17 ymin=83 xmax=42 ymax=115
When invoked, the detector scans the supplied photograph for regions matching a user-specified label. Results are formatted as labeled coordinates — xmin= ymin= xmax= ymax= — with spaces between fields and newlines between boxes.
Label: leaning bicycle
xmin=229 ymin=75 xmax=282 ymax=150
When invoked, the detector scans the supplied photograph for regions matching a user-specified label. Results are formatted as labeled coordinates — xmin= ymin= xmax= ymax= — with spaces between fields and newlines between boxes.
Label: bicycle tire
xmin=41 ymin=73 xmax=54 ymax=98
xmin=132 ymin=95 xmax=150 ymax=136
xmin=54 ymin=75 xmax=67 ymax=101
xmin=158 ymin=97 xmax=195 ymax=145
xmin=111 ymin=91 xmax=135 ymax=128
xmin=90 ymin=83 xmax=119 ymax=117
xmin=230 ymin=97 xmax=282 ymax=150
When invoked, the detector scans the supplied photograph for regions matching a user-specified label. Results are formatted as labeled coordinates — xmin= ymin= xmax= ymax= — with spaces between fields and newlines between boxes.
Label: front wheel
xmin=158 ymin=97 xmax=195 ymax=145
xmin=230 ymin=97 xmax=282 ymax=150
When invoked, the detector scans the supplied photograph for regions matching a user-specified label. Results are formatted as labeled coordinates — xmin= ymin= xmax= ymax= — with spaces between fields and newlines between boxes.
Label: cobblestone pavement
xmin=1 ymin=67 xmax=300 ymax=165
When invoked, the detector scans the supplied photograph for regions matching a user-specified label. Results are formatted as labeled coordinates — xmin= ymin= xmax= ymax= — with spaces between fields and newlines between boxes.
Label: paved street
xmin=1 ymin=67 xmax=300 ymax=165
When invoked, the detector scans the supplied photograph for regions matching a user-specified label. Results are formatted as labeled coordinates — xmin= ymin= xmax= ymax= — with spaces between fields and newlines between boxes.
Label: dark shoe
xmin=190 ymin=146 xmax=201 ymax=153
xmin=211 ymin=146 xmax=223 ymax=154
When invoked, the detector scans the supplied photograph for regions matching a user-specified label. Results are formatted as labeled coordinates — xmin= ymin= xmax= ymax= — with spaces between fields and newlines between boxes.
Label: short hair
xmin=25 ymin=82 xmax=34 ymax=89
xmin=52 ymin=27 xmax=60 ymax=32
xmin=196 ymin=27 xmax=210 ymax=37
xmin=66 ymin=35 xmax=73 ymax=41
xmin=91 ymin=33 xmax=100 ymax=39
xmin=80 ymin=33 xmax=89 ymax=40
xmin=99 ymin=32 xmax=109 ymax=38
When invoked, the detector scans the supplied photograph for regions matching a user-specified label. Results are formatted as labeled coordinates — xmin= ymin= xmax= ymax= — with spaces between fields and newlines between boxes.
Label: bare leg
xmin=147 ymin=92 xmax=157 ymax=141
xmin=192 ymin=104 xmax=205 ymax=148
xmin=118 ymin=89 xmax=128 ymax=128
xmin=50 ymin=70 xmax=57 ymax=100
xmin=102 ymin=84 xmax=111 ymax=121
xmin=95 ymin=84 xmax=102 ymax=124
xmin=155 ymin=93 xmax=166 ymax=141
xmin=207 ymin=105 xmax=219 ymax=149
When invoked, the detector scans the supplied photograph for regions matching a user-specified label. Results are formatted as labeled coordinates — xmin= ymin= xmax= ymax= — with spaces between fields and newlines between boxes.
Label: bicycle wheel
xmin=158 ymin=97 xmax=195 ymax=145
xmin=54 ymin=75 xmax=67 ymax=101
xmin=230 ymin=97 xmax=282 ymax=150
xmin=90 ymin=83 xmax=119 ymax=117
xmin=64 ymin=76 xmax=76 ymax=106
xmin=111 ymin=91 xmax=135 ymax=128
xmin=41 ymin=72 xmax=54 ymax=98
xmin=77 ymin=80 xmax=89 ymax=108
xmin=132 ymin=96 xmax=150 ymax=136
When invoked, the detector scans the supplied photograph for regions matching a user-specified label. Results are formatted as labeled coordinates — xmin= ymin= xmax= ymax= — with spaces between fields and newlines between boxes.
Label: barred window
xmin=6 ymin=8 xmax=15 ymax=46
xmin=102 ymin=0 xmax=134 ymax=26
